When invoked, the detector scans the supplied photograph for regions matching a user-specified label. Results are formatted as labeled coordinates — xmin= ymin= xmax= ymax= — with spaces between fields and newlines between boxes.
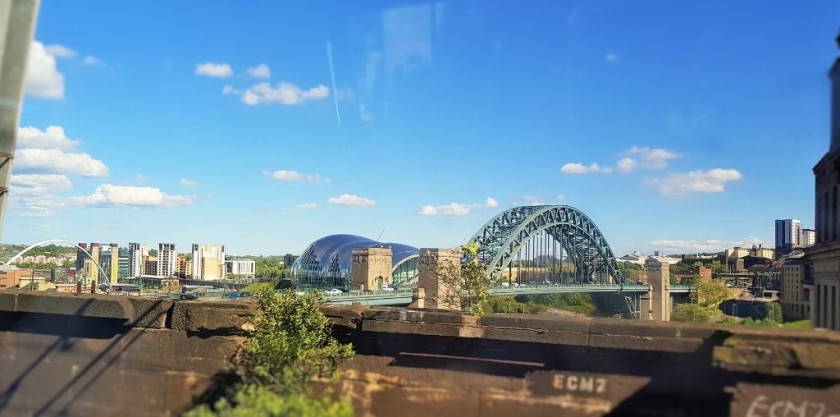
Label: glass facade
xmin=291 ymin=234 xmax=419 ymax=289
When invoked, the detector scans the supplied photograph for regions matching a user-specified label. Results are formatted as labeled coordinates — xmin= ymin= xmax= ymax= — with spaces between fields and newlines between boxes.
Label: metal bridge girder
xmin=468 ymin=205 xmax=624 ymax=286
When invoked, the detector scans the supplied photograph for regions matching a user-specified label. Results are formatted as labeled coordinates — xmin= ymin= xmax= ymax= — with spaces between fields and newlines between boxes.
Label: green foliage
xmin=782 ymin=319 xmax=812 ymax=329
xmin=518 ymin=293 xmax=596 ymax=315
xmin=762 ymin=302 xmax=783 ymax=323
xmin=460 ymin=243 xmax=490 ymax=315
xmin=695 ymin=280 xmax=730 ymax=308
xmin=709 ymin=260 xmax=726 ymax=275
xmin=241 ymin=289 xmax=354 ymax=390
xmin=255 ymin=257 xmax=286 ymax=278
xmin=184 ymin=289 xmax=354 ymax=416
xmin=680 ymin=275 xmax=702 ymax=287
xmin=438 ymin=244 xmax=491 ymax=315
xmin=184 ymin=385 xmax=353 ymax=417
xmin=672 ymin=303 xmax=715 ymax=323
xmin=741 ymin=317 xmax=781 ymax=327
xmin=241 ymin=281 xmax=275 ymax=293
xmin=483 ymin=296 xmax=546 ymax=314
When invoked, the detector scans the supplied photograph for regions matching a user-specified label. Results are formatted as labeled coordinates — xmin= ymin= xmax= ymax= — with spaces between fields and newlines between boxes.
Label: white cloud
xmin=179 ymin=178 xmax=200 ymax=187
xmin=616 ymin=157 xmax=636 ymax=173
xmin=270 ymin=169 xmax=329 ymax=183
xmin=555 ymin=195 xmax=566 ymax=202
xmin=485 ymin=198 xmax=499 ymax=208
xmin=135 ymin=174 xmax=150 ymax=183
xmin=240 ymin=82 xmax=329 ymax=106
xmin=626 ymin=146 xmax=679 ymax=169
xmin=82 ymin=55 xmax=100 ymax=65
xmin=246 ymin=64 xmax=271 ymax=79
xmin=327 ymin=194 xmax=376 ymax=207
xmin=74 ymin=184 xmax=192 ymax=207
xmin=605 ymin=53 xmax=620 ymax=63
xmin=10 ymin=174 xmax=72 ymax=196
xmin=560 ymin=162 xmax=611 ymax=174
xmin=222 ymin=85 xmax=241 ymax=95
xmin=17 ymin=126 xmax=79 ymax=149
xmin=522 ymin=195 xmax=545 ymax=205
xmin=15 ymin=148 xmax=109 ymax=177
xmin=14 ymin=195 xmax=67 ymax=217
xmin=296 ymin=202 xmax=319 ymax=211
xmin=195 ymin=62 xmax=233 ymax=78
xmin=44 ymin=44 xmax=77 ymax=58
xmin=653 ymin=168 xmax=743 ymax=195
xmin=419 ymin=203 xmax=472 ymax=217
xmin=24 ymin=41 xmax=64 ymax=99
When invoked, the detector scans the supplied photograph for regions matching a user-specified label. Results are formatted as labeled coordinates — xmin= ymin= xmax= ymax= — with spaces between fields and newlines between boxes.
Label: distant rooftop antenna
xmin=377 ymin=228 xmax=385 ymax=242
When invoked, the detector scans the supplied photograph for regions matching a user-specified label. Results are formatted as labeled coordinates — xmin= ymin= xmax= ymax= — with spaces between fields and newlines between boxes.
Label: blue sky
xmin=6 ymin=1 xmax=840 ymax=256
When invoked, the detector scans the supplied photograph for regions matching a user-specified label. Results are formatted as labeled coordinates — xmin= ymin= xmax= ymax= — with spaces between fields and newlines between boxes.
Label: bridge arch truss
xmin=5 ymin=239 xmax=111 ymax=289
xmin=469 ymin=205 xmax=625 ymax=287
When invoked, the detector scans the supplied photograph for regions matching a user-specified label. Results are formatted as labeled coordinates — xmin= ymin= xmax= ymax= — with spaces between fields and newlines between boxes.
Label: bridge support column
xmin=418 ymin=248 xmax=461 ymax=310
xmin=641 ymin=257 xmax=671 ymax=321
xmin=350 ymin=247 xmax=392 ymax=291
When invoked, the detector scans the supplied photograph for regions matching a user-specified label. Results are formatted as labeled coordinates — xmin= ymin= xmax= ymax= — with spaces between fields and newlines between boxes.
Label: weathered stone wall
xmin=1 ymin=291 xmax=839 ymax=417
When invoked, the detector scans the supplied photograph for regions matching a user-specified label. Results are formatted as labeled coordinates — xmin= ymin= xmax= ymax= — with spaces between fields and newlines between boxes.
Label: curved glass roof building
xmin=291 ymin=234 xmax=419 ymax=289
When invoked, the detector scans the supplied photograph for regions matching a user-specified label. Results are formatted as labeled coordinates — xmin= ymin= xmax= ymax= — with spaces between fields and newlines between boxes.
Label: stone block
xmin=165 ymin=371 xmax=216 ymax=415
xmin=0 ymin=291 xmax=17 ymax=313
xmin=118 ymin=328 xmax=241 ymax=374
xmin=589 ymin=334 xmax=703 ymax=353
xmin=479 ymin=315 xmax=592 ymax=334
xmin=129 ymin=297 xmax=173 ymax=328
xmin=15 ymin=292 xmax=133 ymax=320
xmin=169 ymin=300 xmax=254 ymax=334
xmin=589 ymin=319 xmax=718 ymax=340
xmin=362 ymin=308 xmax=478 ymax=325
xmin=729 ymin=383 xmax=840 ymax=417
xmin=67 ymin=368 xmax=170 ymax=417
xmin=481 ymin=327 xmax=589 ymax=346
xmin=361 ymin=319 xmax=466 ymax=338
xmin=713 ymin=332 xmax=840 ymax=378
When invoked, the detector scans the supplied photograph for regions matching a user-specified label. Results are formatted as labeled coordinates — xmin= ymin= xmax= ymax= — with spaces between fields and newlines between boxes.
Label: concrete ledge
xmin=0 ymin=291 xmax=16 ymax=313
xmin=589 ymin=319 xmax=719 ymax=340
xmin=170 ymin=301 xmax=254 ymax=334
xmin=362 ymin=308 xmax=481 ymax=326
xmin=16 ymin=292 xmax=134 ymax=320
xmin=479 ymin=315 xmax=592 ymax=334
xmin=713 ymin=329 xmax=840 ymax=379
xmin=129 ymin=298 xmax=174 ymax=328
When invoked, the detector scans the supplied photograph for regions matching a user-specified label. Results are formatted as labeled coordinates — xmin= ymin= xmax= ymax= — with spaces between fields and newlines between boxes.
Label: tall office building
xmin=775 ymin=219 xmax=802 ymax=257
xmin=109 ymin=243 xmax=119 ymax=284
xmin=75 ymin=243 xmax=88 ymax=275
xmin=127 ymin=243 xmax=147 ymax=277
xmin=88 ymin=243 xmax=101 ymax=282
xmin=806 ymin=34 xmax=840 ymax=330
xmin=191 ymin=244 xmax=226 ymax=281
xmin=156 ymin=243 xmax=177 ymax=278
xmin=802 ymin=229 xmax=817 ymax=247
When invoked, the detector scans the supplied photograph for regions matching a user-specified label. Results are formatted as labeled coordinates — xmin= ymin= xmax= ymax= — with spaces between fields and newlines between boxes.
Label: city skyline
xmin=5 ymin=2 xmax=839 ymax=256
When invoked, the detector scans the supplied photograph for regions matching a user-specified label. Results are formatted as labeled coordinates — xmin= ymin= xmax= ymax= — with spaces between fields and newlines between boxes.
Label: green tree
xmin=185 ymin=289 xmax=354 ymax=416
xmin=672 ymin=303 xmax=714 ymax=323
xmin=437 ymin=243 xmax=491 ymax=315
xmin=255 ymin=257 xmax=283 ymax=278
xmin=709 ymin=260 xmax=726 ymax=275
xmin=763 ymin=302 xmax=783 ymax=323
xmin=695 ymin=280 xmax=730 ymax=308
xmin=460 ymin=243 xmax=490 ymax=315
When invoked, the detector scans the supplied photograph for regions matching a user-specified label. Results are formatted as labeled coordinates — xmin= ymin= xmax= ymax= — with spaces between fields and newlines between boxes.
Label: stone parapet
xmin=1 ymin=292 xmax=840 ymax=416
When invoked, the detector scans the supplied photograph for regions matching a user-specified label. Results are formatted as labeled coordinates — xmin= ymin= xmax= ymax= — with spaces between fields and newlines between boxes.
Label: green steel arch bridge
xmin=324 ymin=205 xmax=693 ymax=315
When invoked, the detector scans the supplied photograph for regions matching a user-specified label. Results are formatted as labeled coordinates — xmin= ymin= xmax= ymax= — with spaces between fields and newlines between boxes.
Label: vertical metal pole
xmin=0 ymin=0 xmax=40 ymax=240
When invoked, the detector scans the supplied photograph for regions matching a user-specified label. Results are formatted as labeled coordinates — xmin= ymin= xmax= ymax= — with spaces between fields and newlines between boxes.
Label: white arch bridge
xmin=4 ymin=239 xmax=111 ymax=289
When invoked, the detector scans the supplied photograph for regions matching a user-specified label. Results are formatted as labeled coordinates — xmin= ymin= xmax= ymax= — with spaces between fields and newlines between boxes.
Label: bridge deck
xmin=321 ymin=283 xmax=693 ymax=306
